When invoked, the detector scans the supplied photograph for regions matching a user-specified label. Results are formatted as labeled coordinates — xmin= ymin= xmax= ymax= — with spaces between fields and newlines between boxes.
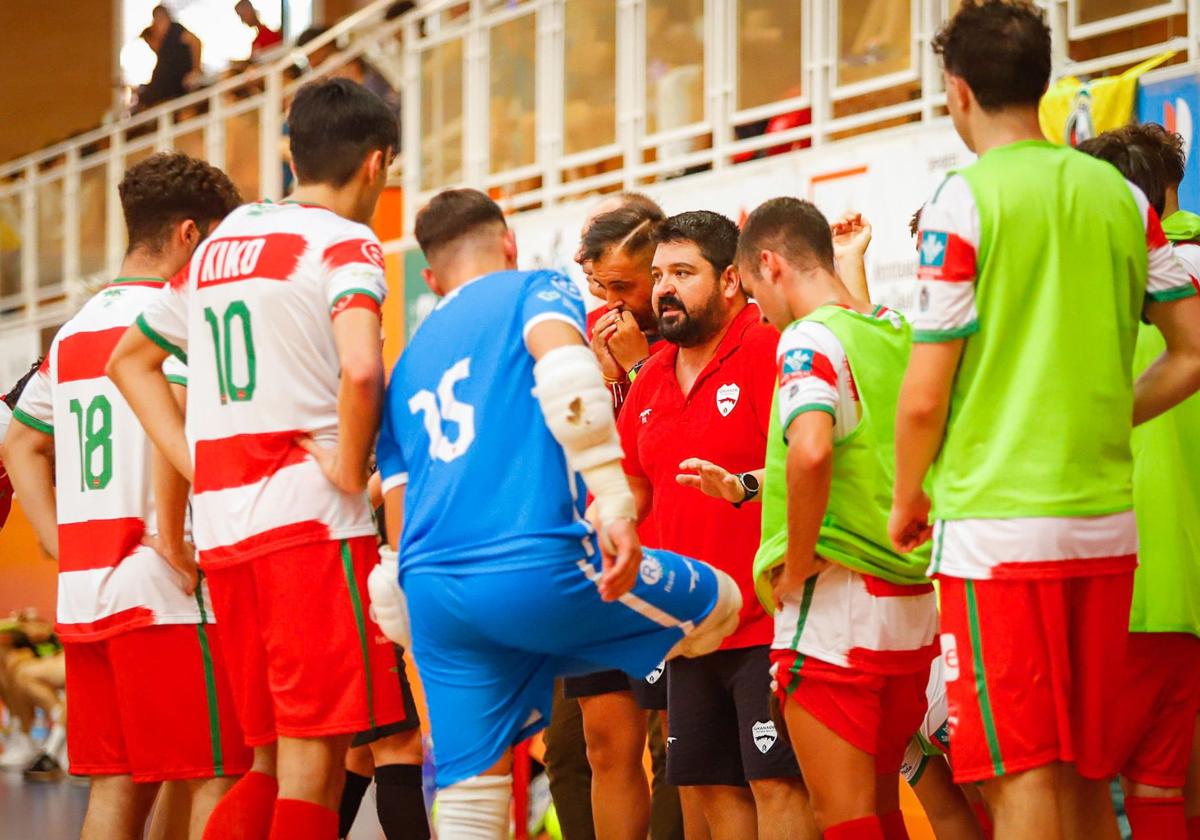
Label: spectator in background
xmin=235 ymin=0 xmax=283 ymax=60
xmin=137 ymin=5 xmax=203 ymax=112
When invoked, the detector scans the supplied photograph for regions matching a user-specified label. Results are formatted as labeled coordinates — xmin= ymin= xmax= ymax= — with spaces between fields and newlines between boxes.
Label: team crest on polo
xmin=645 ymin=661 xmax=666 ymax=684
xmin=716 ymin=383 xmax=740 ymax=417
xmin=640 ymin=556 xmax=664 ymax=585
xmin=752 ymin=720 xmax=778 ymax=753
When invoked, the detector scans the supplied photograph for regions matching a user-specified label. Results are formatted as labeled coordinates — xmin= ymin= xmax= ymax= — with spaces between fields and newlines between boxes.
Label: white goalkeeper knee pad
xmin=669 ymin=568 xmax=743 ymax=659
xmin=532 ymin=345 xmax=636 ymax=525
xmin=368 ymin=548 xmax=411 ymax=649
xmin=434 ymin=774 xmax=511 ymax=840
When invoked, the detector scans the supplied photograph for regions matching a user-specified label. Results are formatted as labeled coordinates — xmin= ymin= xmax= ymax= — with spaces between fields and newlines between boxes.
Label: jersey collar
xmin=109 ymin=276 xmax=166 ymax=289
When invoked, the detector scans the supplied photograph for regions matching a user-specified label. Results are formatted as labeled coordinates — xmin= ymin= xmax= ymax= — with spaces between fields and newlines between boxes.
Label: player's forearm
xmin=836 ymin=251 xmax=871 ymax=303
xmin=335 ymin=362 xmax=384 ymax=493
xmin=893 ymin=366 xmax=952 ymax=505
xmin=112 ymin=363 xmax=191 ymax=482
xmin=152 ymin=445 xmax=189 ymax=551
xmin=784 ymin=439 xmax=831 ymax=575
xmin=3 ymin=428 xmax=58 ymax=558
xmin=1133 ymin=351 xmax=1200 ymax=425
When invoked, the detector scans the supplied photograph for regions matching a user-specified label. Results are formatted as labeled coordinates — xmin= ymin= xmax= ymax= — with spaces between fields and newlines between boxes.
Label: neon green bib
xmin=753 ymin=306 xmax=931 ymax=612
xmin=930 ymin=141 xmax=1146 ymax=520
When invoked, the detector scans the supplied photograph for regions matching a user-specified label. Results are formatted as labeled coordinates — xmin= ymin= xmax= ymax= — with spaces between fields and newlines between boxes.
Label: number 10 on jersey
xmin=204 ymin=301 xmax=257 ymax=403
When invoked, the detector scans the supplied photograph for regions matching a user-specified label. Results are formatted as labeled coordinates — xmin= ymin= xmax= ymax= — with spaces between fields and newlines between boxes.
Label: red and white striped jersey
xmin=13 ymin=278 xmax=211 ymax=641
xmin=136 ymin=201 xmax=387 ymax=568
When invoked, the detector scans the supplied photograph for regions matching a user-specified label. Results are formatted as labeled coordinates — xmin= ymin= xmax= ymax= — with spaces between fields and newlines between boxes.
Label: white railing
xmin=0 ymin=0 xmax=1195 ymax=353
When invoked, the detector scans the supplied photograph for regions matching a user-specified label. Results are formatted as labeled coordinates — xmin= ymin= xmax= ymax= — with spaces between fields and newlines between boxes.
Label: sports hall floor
xmin=0 ymin=769 xmax=390 ymax=839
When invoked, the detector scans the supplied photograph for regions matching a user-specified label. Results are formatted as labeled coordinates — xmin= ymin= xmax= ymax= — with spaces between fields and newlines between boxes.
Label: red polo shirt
xmin=618 ymin=303 xmax=778 ymax=649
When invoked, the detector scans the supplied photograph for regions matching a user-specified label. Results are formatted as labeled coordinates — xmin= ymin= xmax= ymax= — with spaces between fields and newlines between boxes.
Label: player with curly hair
xmin=3 ymin=151 xmax=249 ymax=840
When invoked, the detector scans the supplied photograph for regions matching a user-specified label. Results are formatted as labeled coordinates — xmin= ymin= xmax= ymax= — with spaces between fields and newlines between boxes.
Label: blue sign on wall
xmin=1139 ymin=71 xmax=1200 ymax=213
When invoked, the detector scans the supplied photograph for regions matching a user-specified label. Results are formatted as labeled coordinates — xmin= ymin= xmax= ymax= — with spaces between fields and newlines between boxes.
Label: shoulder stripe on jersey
xmin=59 ymin=517 xmax=145 ymax=573
xmin=56 ymin=606 xmax=155 ymax=642
xmin=57 ymin=326 xmax=127 ymax=384
xmin=330 ymin=287 xmax=383 ymax=308
xmin=136 ymin=314 xmax=187 ymax=363
xmin=324 ymin=238 xmax=385 ymax=272
xmin=11 ymin=406 xmax=53 ymax=436
xmin=193 ymin=430 xmax=310 ymax=495
xmin=198 ymin=520 xmax=332 ymax=568
xmin=196 ymin=233 xmax=306 ymax=289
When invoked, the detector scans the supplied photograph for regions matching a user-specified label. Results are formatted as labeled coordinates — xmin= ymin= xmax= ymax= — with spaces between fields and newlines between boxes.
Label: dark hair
xmin=288 ymin=77 xmax=398 ymax=187
xmin=582 ymin=203 xmax=667 ymax=264
xmin=654 ymin=210 xmax=739 ymax=275
xmin=736 ymin=197 xmax=834 ymax=273
xmin=933 ymin=0 xmax=1051 ymax=110
xmin=1119 ymin=122 xmax=1187 ymax=188
xmin=1076 ymin=132 xmax=1168 ymax=217
xmin=414 ymin=188 xmax=507 ymax=258
xmin=118 ymin=152 xmax=241 ymax=253
xmin=3 ymin=357 xmax=43 ymax=411
xmin=909 ymin=206 xmax=923 ymax=240
xmin=613 ymin=191 xmax=663 ymax=217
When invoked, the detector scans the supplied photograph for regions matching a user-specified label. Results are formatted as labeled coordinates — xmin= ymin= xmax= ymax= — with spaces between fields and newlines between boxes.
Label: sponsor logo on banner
xmin=716 ymin=383 xmax=740 ymax=416
xmin=752 ymin=720 xmax=778 ymax=754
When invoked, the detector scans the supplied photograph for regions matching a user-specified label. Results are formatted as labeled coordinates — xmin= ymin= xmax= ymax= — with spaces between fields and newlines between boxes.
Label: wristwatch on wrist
xmin=732 ymin=472 xmax=760 ymax=508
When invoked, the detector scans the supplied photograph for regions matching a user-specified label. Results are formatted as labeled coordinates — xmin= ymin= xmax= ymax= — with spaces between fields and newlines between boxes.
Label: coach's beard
xmin=656 ymin=293 xmax=723 ymax=348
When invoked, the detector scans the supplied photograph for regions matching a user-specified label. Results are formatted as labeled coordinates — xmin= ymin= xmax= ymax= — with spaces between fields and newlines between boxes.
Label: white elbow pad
xmin=533 ymin=345 xmax=636 ymax=524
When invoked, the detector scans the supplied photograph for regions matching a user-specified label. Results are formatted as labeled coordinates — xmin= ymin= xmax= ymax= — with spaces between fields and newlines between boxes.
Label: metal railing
xmin=0 ymin=0 xmax=1195 ymax=347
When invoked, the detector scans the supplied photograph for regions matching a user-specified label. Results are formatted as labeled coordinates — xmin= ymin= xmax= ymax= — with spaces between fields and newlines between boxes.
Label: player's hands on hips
xmin=889 ymin=490 xmax=933 ymax=553
xmin=590 ymin=309 xmax=627 ymax=382
xmin=296 ymin=434 xmax=368 ymax=494
xmin=831 ymin=212 xmax=873 ymax=260
xmin=601 ymin=310 xmax=650 ymax=374
xmin=144 ymin=535 xmax=199 ymax=595
xmin=598 ymin=518 xmax=641 ymax=601
xmin=676 ymin=458 xmax=744 ymax=503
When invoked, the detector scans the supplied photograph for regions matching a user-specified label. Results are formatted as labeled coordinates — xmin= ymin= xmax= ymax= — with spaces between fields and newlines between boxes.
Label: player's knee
xmin=435 ymin=774 xmax=511 ymax=840
xmin=748 ymin=776 xmax=806 ymax=815
xmin=582 ymin=720 xmax=645 ymax=773
xmin=370 ymin=728 xmax=423 ymax=766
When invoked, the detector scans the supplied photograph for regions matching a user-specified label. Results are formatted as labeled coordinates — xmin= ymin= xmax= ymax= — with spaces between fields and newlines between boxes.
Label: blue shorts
xmin=403 ymin=548 xmax=720 ymax=788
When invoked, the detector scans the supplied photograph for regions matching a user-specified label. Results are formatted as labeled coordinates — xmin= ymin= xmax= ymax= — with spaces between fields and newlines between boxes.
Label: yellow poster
xmin=1039 ymin=52 xmax=1176 ymax=146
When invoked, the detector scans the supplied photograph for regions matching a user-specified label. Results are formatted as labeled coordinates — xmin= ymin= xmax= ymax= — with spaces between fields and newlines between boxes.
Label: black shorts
xmin=351 ymin=645 xmax=422 ymax=747
xmin=562 ymin=662 xmax=668 ymax=710
xmin=665 ymin=646 xmax=800 ymax=786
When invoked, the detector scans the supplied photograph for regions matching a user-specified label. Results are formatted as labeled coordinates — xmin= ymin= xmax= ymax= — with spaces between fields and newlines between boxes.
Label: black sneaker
xmin=23 ymin=753 xmax=63 ymax=782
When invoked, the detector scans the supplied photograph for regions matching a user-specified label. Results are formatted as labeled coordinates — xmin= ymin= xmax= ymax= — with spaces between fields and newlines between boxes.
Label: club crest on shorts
xmin=639 ymin=556 xmax=664 ymax=586
xmin=751 ymin=720 xmax=778 ymax=753
xmin=645 ymin=660 xmax=665 ymax=684
xmin=716 ymin=383 xmax=740 ymax=417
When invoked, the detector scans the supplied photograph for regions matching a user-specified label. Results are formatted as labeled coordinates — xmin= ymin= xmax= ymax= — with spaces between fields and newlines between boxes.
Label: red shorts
xmin=937 ymin=572 xmax=1134 ymax=783
xmin=204 ymin=537 xmax=408 ymax=745
xmin=1112 ymin=632 xmax=1200 ymax=788
xmin=65 ymin=624 xmax=251 ymax=782
xmin=772 ymin=650 xmax=929 ymax=774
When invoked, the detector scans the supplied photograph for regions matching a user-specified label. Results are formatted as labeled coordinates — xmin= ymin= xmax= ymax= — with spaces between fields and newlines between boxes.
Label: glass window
xmin=564 ymin=0 xmax=617 ymax=156
xmin=1076 ymin=0 xmax=1167 ymax=26
xmin=37 ymin=179 xmax=64 ymax=289
xmin=420 ymin=39 xmax=464 ymax=191
xmin=78 ymin=165 xmax=108 ymax=279
xmin=837 ymin=0 xmax=913 ymax=88
xmin=737 ymin=0 xmax=804 ymax=111
xmin=0 ymin=192 xmax=22 ymax=301
xmin=226 ymin=110 xmax=260 ymax=202
xmin=645 ymin=0 xmax=705 ymax=134
xmin=490 ymin=14 xmax=538 ymax=174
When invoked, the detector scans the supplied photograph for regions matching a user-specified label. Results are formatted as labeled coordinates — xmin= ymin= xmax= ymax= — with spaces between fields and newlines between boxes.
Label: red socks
xmin=1125 ymin=795 xmax=1186 ymax=839
xmin=825 ymin=815 xmax=886 ymax=840
xmin=971 ymin=799 xmax=995 ymax=840
xmin=269 ymin=798 xmax=338 ymax=840
xmin=879 ymin=810 xmax=910 ymax=840
xmin=202 ymin=770 xmax=279 ymax=840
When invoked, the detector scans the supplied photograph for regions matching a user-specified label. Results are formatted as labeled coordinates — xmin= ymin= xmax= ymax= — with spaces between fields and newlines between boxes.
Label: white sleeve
xmin=913 ymin=175 xmax=980 ymax=342
xmin=1125 ymin=182 xmax=1200 ymax=303
xmin=776 ymin=321 xmax=846 ymax=438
